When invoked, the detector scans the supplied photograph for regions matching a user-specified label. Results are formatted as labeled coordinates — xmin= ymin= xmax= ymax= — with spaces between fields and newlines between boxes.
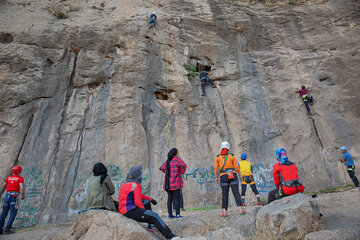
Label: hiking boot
xmin=147 ymin=224 xmax=157 ymax=231
xmin=168 ymin=214 xmax=176 ymax=219
xmin=3 ymin=229 xmax=15 ymax=235
xmin=176 ymin=214 xmax=183 ymax=218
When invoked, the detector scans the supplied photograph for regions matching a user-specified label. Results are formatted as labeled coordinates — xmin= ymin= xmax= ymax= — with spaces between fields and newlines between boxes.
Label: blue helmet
xmin=202 ymin=70 xmax=206 ymax=73
xmin=241 ymin=153 xmax=247 ymax=160
xmin=276 ymin=148 xmax=288 ymax=164
xmin=340 ymin=146 xmax=348 ymax=151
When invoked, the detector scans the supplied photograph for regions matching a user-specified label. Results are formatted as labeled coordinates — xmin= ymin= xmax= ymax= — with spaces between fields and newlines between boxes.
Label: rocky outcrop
xmin=255 ymin=194 xmax=320 ymax=240
xmin=0 ymin=0 xmax=359 ymax=227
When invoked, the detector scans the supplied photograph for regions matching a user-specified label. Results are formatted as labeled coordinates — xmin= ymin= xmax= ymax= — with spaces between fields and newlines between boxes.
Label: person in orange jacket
xmin=268 ymin=148 xmax=304 ymax=204
xmin=214 ymin=141 xmax=246 ymax=217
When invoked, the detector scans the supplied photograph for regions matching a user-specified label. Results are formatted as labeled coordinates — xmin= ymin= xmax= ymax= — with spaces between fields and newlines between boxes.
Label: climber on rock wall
xmin=214 ymin=141 xmax=246 ymax=217
xmin=149 ymin=12 xmax=157 ymax=35
xmin=339 ymin=146 xmax=359 ymax=188
xmin=119 ymin=166 xmax=178 ymax=239
xmin=160 ymin=148 xmax=187 ymax=218
xmin=200 ymin=70 xmax=216 ymax=96
xmin=0 ymin=166 xmax=25 ymax=235
xmin=295 ymin=85 xmax=314 ymax=115
xmin=268 ymin=148 xmax=304 ymax=204
xmin=239 ymin=153 xmax=263 ymax=206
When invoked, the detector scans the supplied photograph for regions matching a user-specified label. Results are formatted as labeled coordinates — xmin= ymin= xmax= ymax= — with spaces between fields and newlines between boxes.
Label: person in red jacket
xmin=0 ymin=166 xmax=25 ymax=235
xmin=118 ymin=166 xmax=177 ymax=240
xmin=268 ymin=148 xmax=304 ymax=204
xmin=160 ymin=148 xmax=187 ymax=218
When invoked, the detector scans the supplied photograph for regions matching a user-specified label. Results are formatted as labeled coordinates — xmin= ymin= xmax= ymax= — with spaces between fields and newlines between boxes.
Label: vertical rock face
xmin=0 ymin=0 xmax=359 ymax=226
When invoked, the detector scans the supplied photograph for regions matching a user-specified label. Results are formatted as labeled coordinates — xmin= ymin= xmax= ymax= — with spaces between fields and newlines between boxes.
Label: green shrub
xmin=288 ymin=0 xmax=296 ymax=5
xmin=184 ymin=64 xmax=197 ymax=80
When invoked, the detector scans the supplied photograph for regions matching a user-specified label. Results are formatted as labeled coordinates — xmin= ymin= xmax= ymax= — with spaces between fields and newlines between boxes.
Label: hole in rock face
xmin=319 ymin=77 xmax=335 ymax=86
xmin=196 ymin=62 xmax=212 ymax=72
xmin=154 ymin=90 xmax=169 ymax=100
xmin=0 ymin=33 xmax=14 ymax=44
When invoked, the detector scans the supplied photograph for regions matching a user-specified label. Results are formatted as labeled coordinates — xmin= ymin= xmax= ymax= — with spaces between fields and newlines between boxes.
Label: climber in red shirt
xmin=0 ymin=166 xmax=25 ymax=235
xmin=118 ymin=166 xmax=177 ymax=240
xmin=268 ymin=148 xmax=304 ymax=204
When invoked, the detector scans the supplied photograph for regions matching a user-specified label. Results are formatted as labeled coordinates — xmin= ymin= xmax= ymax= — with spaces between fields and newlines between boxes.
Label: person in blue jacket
xmin=199 ymin=70 xmax=216 ymax=96
xmin=149 ymin=12 xmax=157 ymax=35
xmin=339 ymin=146 xmax=359 ymax=188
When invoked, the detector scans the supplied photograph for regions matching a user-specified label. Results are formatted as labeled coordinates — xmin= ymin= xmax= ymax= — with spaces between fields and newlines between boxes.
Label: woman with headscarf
xmin=214 ymin=141 xmax=246 ymax=217
xmin=83 ymin=163 xmax=116 ymax=211
xmin=267 ymin=148 xmax=304 ymax=204
xmin=160 ymin=148 xmax=187 ymax=218
xmin=119 ymin=166 xmax=177 ymax=240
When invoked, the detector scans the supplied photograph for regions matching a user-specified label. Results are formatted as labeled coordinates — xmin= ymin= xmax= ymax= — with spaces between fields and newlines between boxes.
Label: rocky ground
xmin=2 ymin=189 xmax=359 ymax=240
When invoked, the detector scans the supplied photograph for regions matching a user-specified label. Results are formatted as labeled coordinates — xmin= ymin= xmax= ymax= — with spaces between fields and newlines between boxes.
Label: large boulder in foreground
xmin=255 ymin=193 xmax=320 ymax=240
xmin=60 ymin=210 xmax=157 ymax=240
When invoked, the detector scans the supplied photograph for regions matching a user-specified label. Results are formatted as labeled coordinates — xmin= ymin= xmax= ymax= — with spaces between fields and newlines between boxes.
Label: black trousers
xmin=173 ymin=189 xmax=184 ymax=209
xmin=124 ymin=206 xmax=173 ymax=238
xmin=241 ymin=183 xmax=259 ymax=196
xmin=347 ymin=170 xmax=359 ymax=187
xmin=267 ymin=188 xmax=289 ymax=204
xmin=220 ymin=174 xmax=242 ymax=210
xmin=167 ymin=189 xmax=180 ymax=215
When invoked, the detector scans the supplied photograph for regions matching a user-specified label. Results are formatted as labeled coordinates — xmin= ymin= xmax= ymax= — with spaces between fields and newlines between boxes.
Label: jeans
xmin=201 ymin=77 xmax=215 ymax=94
xmin=0 ymin=193 xmax=19 ymax=230
xmin=303 ymin=96 xmax=313 ymax=113
xmin=149 ymin=19 xmax=156 ymax=28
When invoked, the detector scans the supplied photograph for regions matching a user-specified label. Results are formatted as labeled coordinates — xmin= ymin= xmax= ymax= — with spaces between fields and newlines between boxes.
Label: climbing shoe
xmin=176 ymin=214 xmax=183 ymax=218
xmin=3 ymin=229 xmax=15 ymax=235
xmin=147 ymin=224 xmax=157 ymax=231
xmin=201 ymin=93 xmax=206 ymax=96
xmin=168 ymin=214 xmax=176 ymax=218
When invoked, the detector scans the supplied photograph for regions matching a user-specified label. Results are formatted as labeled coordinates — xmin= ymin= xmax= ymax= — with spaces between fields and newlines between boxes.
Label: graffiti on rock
xmin=184 ymin=167 xmax=220 ymax=191
xmin=252 ymin=163 xmax=274 ymax=193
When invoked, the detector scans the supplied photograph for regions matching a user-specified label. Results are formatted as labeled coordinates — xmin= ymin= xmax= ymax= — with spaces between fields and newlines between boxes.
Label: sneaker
xmin=257 ymin=201 xmax=263 ymax=206
xmin=167 ymin=234 xmax=181 ymax=240
xmin=242 ymin=203 xmax=246 ymax=207
xmin=175 ymin=214 xmax=183 ymax=218
xmin=147 ymin=224 xmax=157 ymax=231
xmin=168 ymin=214 xmax=176 ymax=218
xmin=3 ymin=229 xmax=15 ymax=235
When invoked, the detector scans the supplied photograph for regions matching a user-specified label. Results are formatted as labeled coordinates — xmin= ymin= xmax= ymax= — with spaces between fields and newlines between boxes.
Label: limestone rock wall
xmin=0 ymin=0 xmax=359 ymax=226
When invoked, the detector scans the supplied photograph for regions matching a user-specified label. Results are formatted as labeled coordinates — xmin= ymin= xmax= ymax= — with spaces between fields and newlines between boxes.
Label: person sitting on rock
xmin=149 ymin=12 xmax=157 ymax=35
xmin=160 ymin=148 xmax=187 ymax=218
xmin=239 ymin=153 xmax=262 ymax=206
xmin=214 ymin=141 xmax=246 ymax=217
xmin=200 ymin=70 xmax=216 ymax=96
xmin=82 ymin=163 xmax=117 ymax=212
xmin=339 ymin=146 xmax=359 ymax=188
xmin=268 ymin=148 xmax=304 ymax=204
xmin=0 ymin=166 xmax=25 ymax=235
xmin=119 ymin=166 xmax=177 ymax=239
xmin=295 ymin=85 xmax=314 ymax=115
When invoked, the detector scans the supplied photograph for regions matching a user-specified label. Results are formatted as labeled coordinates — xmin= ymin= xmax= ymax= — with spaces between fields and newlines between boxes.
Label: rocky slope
xmin=0 ymin=0 xmax=359 ymax=227
xmin=3 ymin=190 xmax=360 ymax=240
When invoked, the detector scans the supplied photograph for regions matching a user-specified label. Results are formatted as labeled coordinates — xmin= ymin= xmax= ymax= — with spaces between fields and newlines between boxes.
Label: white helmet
xmin=152 ymin=12 xmax=156 ymax=15
xmin=340 ymin=146 xmax=348 ymax=151
xmin=221 ymin=141 xmax=230 ymax=150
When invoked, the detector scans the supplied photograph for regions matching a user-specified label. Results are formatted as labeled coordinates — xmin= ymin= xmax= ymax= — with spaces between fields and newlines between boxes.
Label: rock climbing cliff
xmin=0 ymin=0 xmax=359 ymax=226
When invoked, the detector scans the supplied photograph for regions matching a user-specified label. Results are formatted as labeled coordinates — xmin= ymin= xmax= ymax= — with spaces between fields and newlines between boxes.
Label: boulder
xmin=224 ymin=206 xmax=260 ymax=237
xmin=59 ymin=210 xmax=157 ymax=240
xmin=164 ymin=216 xmax=208 ymax=236
xmin=304 ymin=229 xmax=360 ymax=240
xmin=255 ymin=194 xmax=320 ymax=240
